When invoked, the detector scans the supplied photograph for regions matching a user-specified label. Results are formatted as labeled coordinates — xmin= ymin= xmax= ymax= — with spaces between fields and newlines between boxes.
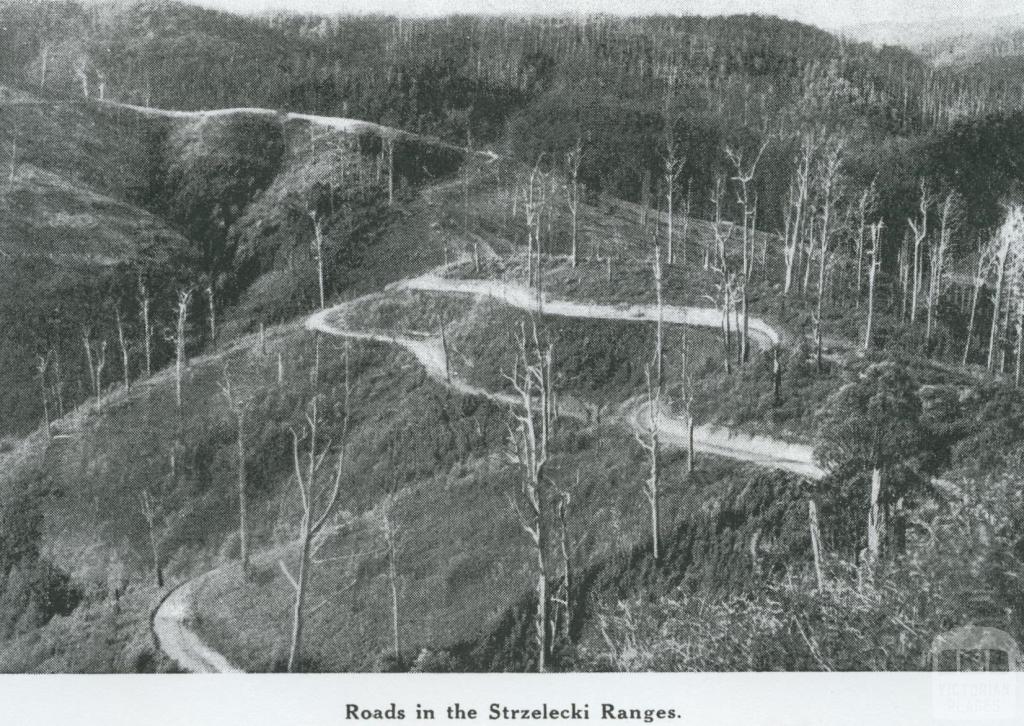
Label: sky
xmin=187 ymin=0 xmax=1024 ymax=30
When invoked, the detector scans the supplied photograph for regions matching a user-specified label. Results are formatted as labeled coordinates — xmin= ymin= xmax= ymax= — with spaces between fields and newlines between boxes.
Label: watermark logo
xmin=932 ymin=625 xmax=1019 ymax=722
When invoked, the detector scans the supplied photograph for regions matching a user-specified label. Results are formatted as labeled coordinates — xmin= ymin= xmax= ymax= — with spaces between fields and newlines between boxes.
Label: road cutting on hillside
xmin=310 ymin=262 xmax=822 ymax=480
xmin=153 ymin=573 xmax=243 ymax=673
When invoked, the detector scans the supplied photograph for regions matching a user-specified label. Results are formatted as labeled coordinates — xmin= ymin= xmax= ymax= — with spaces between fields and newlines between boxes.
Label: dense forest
xmin=1 ymin=0 xmax=1024 ymax=674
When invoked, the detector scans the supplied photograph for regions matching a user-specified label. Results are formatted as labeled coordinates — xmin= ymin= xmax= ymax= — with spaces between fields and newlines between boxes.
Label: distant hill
xmin=841 ymin=14 xmax=1024 ymax=64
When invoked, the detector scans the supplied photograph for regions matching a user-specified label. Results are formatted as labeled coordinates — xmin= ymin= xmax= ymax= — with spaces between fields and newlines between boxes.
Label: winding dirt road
xmin=400 ymin=269 xmax=782 ymax=347
xmin=153 ymin=573 xmax=242 ymax=673
xmin=311 ymin=264 xmax=822 ymax=479
xmin=99 ymin=100 xmax=495 ymax=159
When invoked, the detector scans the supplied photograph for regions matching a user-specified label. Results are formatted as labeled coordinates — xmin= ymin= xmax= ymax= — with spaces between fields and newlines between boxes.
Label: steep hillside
xmin=0 ymin=83 xmax=469 ymax=437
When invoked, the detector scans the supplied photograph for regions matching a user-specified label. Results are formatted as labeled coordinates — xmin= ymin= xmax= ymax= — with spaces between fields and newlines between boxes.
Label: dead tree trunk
xmin=139 ymin=276 xmax=152 ymax=378
xmin=175 ymin=289 xmax=193 ymax=409
xmin=1016 ymin=297 xmax=1024 ymax=388
xmin=988 ymin=236 xmax=1011 ymax=372
xmin=507 ymin=322 xmax=554 ymax=672
xmin=663 ymin=138 xmax=685 ymax=267
xmin=310 ymin=212 xmax=326 ymax=310
xmin=808 ymin=498 xmax=825 ymax=590
xmin=726 ymin=141 xmax=768 ymax=364
xmin=855 ymin=184 xmax=876 ymax=307
xmin=440 ymin=318 xmax=451 ymax=384
xmin=681 ymin=180 xmax=692 ymax=268
xmin=385 ymin=137 xmax=395 ymax=207
xmin=962 ymin=253 xmax=987 ymax=365
xmin=782 ymin=138 xmax=812 ymax=298
xmin=680 ymin=325 xmax=696 ymax=473
xmin=868 ymin=465 xmax=883 ymax=567
xmin=83 ymin=329 xmax=96 ymax=398
xmin=206 ymin=279 xmax=217 ymax=344
xmin=864 ymin=222 xmax=883 ymax=351
xmin=566 ymin=140 xmax=583 ymax=268
xmin=115 ymin=307 xmax=130 ymax=390
xmin=634 ymin=367 xmax=661 ymax=562
xmin=95 ymin=340 xmax=106 ymax=399
xmin=381 ymin=499 xmax=401 ymax=659
xmin=36 ymin=354 xmax=50 ymax=441
xmin=280 ymin=338 xmax=344 ymax=673
xmin=926 ymin=193 xmax=957 ymax=348
xmin=816 ymin=145 xmax=842 ymax=370
xmin=554 ymin=484 xmax=573 ymax=644
xmin=653 ymin=234 xmax=664 ymax=391
xmin=907 ymin=179 xmax=932 ymax=325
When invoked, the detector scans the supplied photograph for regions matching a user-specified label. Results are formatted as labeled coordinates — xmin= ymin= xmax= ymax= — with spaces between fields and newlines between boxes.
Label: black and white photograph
xmin=0 ymin=0 xmax=1023 ymax=700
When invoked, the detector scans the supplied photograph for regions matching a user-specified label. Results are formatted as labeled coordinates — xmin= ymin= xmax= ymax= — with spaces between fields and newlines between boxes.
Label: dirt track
xmin=153 ymin=573 xmax=242 ymax=673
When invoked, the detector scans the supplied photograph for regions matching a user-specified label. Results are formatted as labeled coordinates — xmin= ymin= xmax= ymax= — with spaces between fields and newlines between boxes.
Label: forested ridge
xmin=0 ymin=1 xmax=1023 ymax=673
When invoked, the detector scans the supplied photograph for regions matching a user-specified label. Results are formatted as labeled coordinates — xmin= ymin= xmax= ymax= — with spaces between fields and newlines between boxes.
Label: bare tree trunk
xmin=680 ymin=326 xmax=695 ymax=473
xmin=926 ymin=195 xmax=954 ymax=349
xmin=814 ymin=143 xmax=842 ymax=371
xmin=282 ymin=342 xmax=344 ymax=673
xmin=508 ymin=324 xmax=553 ymax=672
xmin=867 ymin=466 xmax=882 ymax=566
xmin=809 ymin=499 xmax=825 ymax=590
xmin=1002 ymin=295 xmax=1013 ymax=374
xmin=988 ymin=246 xmax=1009 ymax=371
xmin=681 ymin=180 xmax=691 ymax=268
xmin=115 ymin=307 xmax=130 ymax=390
xmin=567 ymin=140 xmax=582 ymax=268
xmin=555 ymin=486 xmax=572 ymax=644
xmin=723 ymin=282 xmax=732 ymax=375
xmin=175 ymin=290 xmax=192 ymax=409
xmin=663 ymin=138 xmax=684 ymax=267
xmin=773 ymin=346 xmax=782 ymax=405
xmin=36 ymin=354 xmax=50 ymax=441
xmin=139 ymin=277 xmax=152 ymax=378
xmin=310 ymin=212 xmax=326 ymax=310
xmin=385 ymin=138 xmax=395 ymax=207
xmin=440 ymin=318 xmax=451 ymax=384
xmin=237 ymin=408 xmax=249 ymax=578
xmin=653 ymin=236 xmax=664 ymax=390
xmin=726 ymin=142 xmax=768 ymax=363
xmin=908 ymin=180 xmax=931 ymax=326
xmin=635 ymin=368 xmax=661 ymax=561
xmin=962 ymin=255 xmax=985 ymax=365
xmin=864 ymin=223 xmax=882 ymax=351
xmin=83 ymin=329 xmax=96 ymax=398
xmin=206 ymin=280 xmax=217 ymax=344
xmin=287 ymin=521 xmax=312 ymax=673
xmin=1015 ymin=297 xmax=1024 ymax=387
xmin=382 ymin=502 xmax=401 ymax=658
xmin=855 ymin=186 xmax=872 ymax=307
xmin=95 ymin=341 xmax=106 ymax=399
